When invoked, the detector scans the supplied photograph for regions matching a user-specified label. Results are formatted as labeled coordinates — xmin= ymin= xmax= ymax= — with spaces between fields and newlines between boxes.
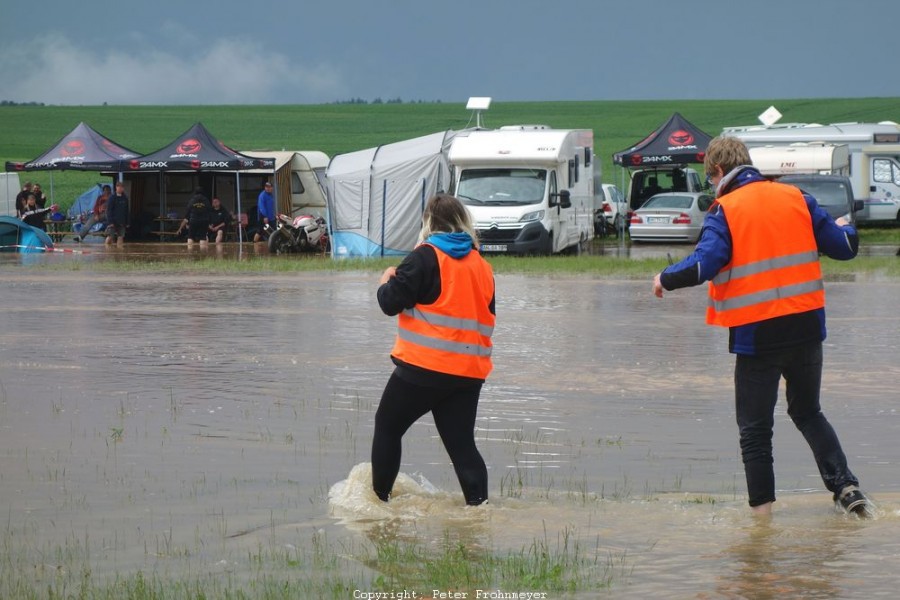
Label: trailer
xmin=724 ymin=122 xmax=900 ymax=222
xmin=749 ymin=142 xmax=850 ymax=177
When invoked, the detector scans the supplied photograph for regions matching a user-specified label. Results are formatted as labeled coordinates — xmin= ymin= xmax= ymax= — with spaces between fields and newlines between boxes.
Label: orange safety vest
xmin=707 ymin=181 xmax=825 ymax=327
xmin=391 ymin=244 xmax=495 ymax=379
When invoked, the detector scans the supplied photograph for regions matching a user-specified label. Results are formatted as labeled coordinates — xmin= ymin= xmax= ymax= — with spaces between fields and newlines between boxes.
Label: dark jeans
xmin=735 ymin=341 xmax=858 ymax=507
xmin=371 ymin=372 xmax=488 ymax=505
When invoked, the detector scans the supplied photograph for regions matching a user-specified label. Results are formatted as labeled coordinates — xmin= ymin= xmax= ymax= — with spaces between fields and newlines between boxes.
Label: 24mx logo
xmin=130 ymin=160 xmax=168 ymax=169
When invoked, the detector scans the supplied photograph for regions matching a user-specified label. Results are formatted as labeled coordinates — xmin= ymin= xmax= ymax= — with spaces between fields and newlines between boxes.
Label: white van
xmin=449 ymin=126 xmax=595 ymax=254
xmin=724 ymin=122 xmax=900 ymax=222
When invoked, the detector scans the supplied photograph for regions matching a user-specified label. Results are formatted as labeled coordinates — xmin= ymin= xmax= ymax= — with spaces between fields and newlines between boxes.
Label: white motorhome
xmin=448 ymin=126 xmax=595 ymax=254
xmin=748 ymin=142 xmax=850 ymax=177
xmin=724 ymin=122 xmax=900 ymax=222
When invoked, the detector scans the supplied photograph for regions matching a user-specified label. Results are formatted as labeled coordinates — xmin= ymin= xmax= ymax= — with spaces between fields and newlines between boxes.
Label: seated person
xmin=207 ymin=197 xmax=233 ymax=244
xmin=74 ymin=185 xmax=111 ymax=242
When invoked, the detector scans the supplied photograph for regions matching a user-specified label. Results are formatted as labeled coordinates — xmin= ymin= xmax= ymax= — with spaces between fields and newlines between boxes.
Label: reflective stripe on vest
xmin=391 ymin=244 xmax=495 ymax=379
xmin=706 ymin=181 xmax=825 ymax=327
xmin=400 ymin=307 xmax=495 ymax=340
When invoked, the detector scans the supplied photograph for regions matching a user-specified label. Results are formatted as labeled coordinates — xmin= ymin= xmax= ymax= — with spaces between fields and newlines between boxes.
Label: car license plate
xmin=481 ymin=244 xmax=507 ymax=252
xmin=647 ymin=217 xmax=668 ymax=223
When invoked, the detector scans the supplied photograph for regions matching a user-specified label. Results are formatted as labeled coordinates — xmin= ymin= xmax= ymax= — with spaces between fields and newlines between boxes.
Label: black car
xmin=778 ymin=174 xmax=864 ymax=222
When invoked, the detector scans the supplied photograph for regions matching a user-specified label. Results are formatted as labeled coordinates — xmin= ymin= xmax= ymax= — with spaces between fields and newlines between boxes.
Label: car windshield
xmin=641 ymin=195 xmax=694 ymax=210
xmin=456 ymin=168 xmax=547 ymax=205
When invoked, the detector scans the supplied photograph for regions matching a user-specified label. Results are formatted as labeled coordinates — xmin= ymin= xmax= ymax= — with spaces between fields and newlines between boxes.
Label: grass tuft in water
xmin=1 ymin=525 xmax=624 ymax=599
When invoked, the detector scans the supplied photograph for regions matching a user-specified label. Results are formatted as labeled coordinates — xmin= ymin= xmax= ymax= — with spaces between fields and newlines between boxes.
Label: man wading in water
xmin=652 ymin=136 xmax=874 ymax=518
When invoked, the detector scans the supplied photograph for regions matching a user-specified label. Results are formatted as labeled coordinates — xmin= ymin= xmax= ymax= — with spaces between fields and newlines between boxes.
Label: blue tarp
xmin=68 ymin=184 xmax=103 ymax=219
xmin=67 ymin=184 xmax=108 ymax=238
xmin=0 ymin=216 xmax=54 ymax=252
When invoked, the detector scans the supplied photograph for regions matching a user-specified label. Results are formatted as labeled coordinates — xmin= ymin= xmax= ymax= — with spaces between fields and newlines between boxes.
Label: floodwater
xmin=1 ymin=244 xmax=899 ymax=598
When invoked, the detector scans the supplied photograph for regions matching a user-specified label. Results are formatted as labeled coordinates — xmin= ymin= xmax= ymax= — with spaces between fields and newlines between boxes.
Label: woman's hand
xmin=379 ymin=266 xmax=397 ymax=285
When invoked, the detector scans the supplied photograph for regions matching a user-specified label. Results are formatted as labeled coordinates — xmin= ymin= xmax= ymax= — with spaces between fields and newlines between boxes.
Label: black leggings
xmin=371 ymin=372 xmax=488 ymax=505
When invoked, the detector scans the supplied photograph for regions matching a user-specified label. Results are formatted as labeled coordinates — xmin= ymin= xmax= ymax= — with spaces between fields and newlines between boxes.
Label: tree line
xmin=330 ymin=98 xmax=443 ymax=105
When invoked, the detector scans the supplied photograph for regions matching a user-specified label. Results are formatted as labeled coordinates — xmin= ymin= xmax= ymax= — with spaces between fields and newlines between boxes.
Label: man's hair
xmin=704 ymin=136 xmax=752 ymax=176
xmin=419 ymin=193 xmax=478 ymax=245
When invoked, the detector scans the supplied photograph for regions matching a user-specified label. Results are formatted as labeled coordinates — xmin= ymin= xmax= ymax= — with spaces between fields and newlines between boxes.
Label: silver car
xmin=629 ymin=192 xmax=714 ymax=243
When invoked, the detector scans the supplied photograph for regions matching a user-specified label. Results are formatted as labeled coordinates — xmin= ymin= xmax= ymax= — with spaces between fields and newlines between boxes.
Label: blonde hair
xmin=418 ymin=194 xmax=479 ymax=245
xmin=704 ymin=136 xmax=752 ymax=177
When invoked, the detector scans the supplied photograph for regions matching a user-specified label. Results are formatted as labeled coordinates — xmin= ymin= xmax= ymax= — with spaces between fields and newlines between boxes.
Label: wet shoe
xmin=836 ymin=485 xmax=874 ymax=518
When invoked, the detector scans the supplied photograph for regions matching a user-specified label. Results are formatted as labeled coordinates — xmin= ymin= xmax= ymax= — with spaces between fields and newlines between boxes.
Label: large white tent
xmin=325 ymin=130 xmax=456 ymax=257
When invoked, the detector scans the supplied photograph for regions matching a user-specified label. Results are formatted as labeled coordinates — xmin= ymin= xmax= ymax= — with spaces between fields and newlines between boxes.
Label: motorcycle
xmin=266 ymin=213 xmax=329 ymax=254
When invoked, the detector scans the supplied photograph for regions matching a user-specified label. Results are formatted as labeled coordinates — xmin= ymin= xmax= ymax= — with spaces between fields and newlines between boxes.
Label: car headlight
xmin=519 ymin=210 xmax=545 ymax=222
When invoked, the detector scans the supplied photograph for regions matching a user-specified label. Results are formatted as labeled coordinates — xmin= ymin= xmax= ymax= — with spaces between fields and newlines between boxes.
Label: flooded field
xmin=1 ymin=244 xmax=899 ymax=597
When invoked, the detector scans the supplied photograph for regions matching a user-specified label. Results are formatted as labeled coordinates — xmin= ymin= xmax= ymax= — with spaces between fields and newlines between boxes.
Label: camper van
xmin=747 ymin=143 xmax=862 ymax=223
xmin=724 ymin=122 xmax=900 ymax=223
xmin=448 ymin=126 xmax=595 ymax=255
xmin=748 ymin=143 xmax=850 ymax=177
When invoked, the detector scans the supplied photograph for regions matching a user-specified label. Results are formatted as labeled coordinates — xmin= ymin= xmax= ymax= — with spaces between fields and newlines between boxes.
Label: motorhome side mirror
xmin=551 ymin=189 xmax=571 ymax=209
xmin=853 ymin=199 xmax=865 ymax=212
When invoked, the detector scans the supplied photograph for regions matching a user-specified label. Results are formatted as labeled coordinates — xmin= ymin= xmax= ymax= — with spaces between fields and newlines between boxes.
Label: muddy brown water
xmin=1 ymin=244 xmax=899 ymax=597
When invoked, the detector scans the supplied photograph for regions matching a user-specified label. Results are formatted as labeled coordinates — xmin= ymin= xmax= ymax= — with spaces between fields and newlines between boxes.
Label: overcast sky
xmin=2 ymin=0 xmax=897 ymax=105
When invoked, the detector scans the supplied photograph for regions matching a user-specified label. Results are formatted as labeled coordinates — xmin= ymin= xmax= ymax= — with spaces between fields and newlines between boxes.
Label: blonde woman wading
xmin=371 ymin=194 xmax=495 ymax=506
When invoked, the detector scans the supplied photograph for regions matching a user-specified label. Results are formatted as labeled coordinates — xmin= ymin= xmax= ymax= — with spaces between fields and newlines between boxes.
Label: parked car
xmin=596 ymin=183 xmax=628 ymax=236
xmin=777 ymin=174 xmax=864 ymax=223
xmin=629 ymin=192 xmax=714 ymax=243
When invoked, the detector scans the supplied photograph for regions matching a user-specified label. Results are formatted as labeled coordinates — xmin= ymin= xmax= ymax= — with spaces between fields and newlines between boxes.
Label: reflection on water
xmin=1 ymin=247 xmax=898 ymax=596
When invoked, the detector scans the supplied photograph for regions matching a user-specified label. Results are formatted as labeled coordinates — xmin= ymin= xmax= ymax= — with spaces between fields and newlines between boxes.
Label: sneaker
xmin=836 ymin=485 xmax=874 ymax=518
xmin=73 ymin=235 xmax=81 ymax=242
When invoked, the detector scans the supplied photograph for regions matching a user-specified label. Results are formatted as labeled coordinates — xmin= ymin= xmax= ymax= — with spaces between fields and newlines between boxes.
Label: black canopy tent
xmin=5 ymin=121 xmax=141 ymax=172
xmin=121 ymin=122 xmax=275 ymax=242
xmin=4 ymin=122 xmax=141 ymax=206
xmin=607 ymin=113 xmax=714 ymax=238
xmin=613 ymin=112 xmax=713 ymax=167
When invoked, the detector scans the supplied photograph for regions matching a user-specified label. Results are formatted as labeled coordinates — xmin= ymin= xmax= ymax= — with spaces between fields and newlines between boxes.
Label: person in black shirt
xmin=32 ymin=183 xmax=48 ymax=208
xmin=105 ymin=181 xmax=129 ymax=247
xmin=19 ymin=193 xmax=56 ymax=230
xmin=177 ymin=187 xmax=212 ymax=248
xmin=207 ymin=197 xmax=232 ymax=244
xmin=15 ymin=181 xmax=33 ymax=217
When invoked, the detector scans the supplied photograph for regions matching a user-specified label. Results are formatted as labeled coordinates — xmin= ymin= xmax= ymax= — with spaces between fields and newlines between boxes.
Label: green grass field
xmin=2 ymin=97 xmax=899 ymax=210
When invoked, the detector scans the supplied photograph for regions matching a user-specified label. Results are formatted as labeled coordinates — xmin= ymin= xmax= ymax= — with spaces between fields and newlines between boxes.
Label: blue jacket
xmin=257 ymin=190 xmax=276 ymax=223
xmin=659 ymin=166 xmax=858 ymax=355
